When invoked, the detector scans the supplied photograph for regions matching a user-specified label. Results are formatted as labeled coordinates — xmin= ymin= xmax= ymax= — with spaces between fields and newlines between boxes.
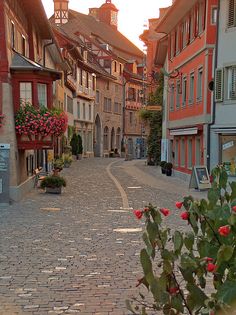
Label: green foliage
xmin=139 ymin=74 xmax=164 ymax=165
xmin=77 ymin=134 xmax=83 ymax=154
xmin=130 ymin=165 xmax=236 ymax=314
xmin=70 ymin=133 xmax=80 ymax=155
xmin=40 ymin=175 xmax=66 ymax=189
xmin=53 ymin=158 xmax=64 ymax=170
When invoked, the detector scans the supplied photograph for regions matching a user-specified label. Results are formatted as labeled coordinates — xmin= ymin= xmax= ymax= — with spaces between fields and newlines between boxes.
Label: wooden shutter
xmin=187 ymin=14 xmax=191 ymax=44
xmin=202 ymin=0 xmax=207 ymax=31
xmin=215 ymin=68 xmax=224 ymax=102
xmin=230 ymin=67 xmax=236 ymax=99
xmin=228 ymin=0 xmax=235 ymax=27
xmin=194 ymin=4 xmax=199 ymax=37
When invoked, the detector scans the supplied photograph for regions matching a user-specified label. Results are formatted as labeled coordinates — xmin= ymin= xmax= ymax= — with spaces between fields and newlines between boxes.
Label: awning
xmin=169 ymin=127 xmax=198 ymax=136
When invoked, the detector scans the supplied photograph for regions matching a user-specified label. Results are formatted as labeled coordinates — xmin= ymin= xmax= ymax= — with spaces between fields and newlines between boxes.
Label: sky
xmin=41 ymin=0 xmax=171 ymax=50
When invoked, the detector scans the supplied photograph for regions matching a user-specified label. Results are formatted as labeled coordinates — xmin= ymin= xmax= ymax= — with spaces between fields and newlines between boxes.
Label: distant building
xmin=51 ymin=0 xmax=147 ymax=158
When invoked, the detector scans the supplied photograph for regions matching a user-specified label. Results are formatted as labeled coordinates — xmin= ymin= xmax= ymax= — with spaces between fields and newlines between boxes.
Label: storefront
xmin=220 ymin=135 xmax=236 ymax=176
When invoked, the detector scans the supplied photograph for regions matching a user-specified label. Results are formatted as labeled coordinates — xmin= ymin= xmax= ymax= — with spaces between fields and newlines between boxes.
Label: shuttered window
xmin=227 ymin=66 xmax=236 ymax=99
xmin=215 ymin=68 xmax=224 ymax=102
xmin=228 ymin=0 xmax=236 ymax=28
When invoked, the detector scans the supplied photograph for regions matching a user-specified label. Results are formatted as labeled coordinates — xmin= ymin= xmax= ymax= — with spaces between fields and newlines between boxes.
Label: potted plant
xmin=63 ymin=154 xmax=72 ymax=168
xmin=77 ymin=134 xmax=83 ymax=159
xmin=53 ymin=158 xmax=64 ymax=173
xmin=165 ymin=162 xmax=173 ymax=176
xmin=70 ymin=133 xmax=79 ymax=159
xmin=40 ymin=175 xmax=66 ymax=194
xmin=160 ymin=161 xmax=167 ymax=174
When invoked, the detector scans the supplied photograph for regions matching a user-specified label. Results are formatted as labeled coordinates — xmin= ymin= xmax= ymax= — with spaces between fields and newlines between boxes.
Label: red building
xmin=155 ymin=0 xmax=217 ymax=179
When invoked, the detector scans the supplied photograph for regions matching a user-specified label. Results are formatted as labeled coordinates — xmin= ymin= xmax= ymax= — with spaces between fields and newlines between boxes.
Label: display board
xmin=189 ymin=166 xmax=211 ymax=190
xmin=0 ymin=144 xmax=10 ymax=204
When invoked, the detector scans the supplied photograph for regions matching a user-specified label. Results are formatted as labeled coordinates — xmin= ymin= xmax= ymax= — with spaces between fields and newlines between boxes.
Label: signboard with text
xmin=189 ymin=166 xmax=211 ymax=190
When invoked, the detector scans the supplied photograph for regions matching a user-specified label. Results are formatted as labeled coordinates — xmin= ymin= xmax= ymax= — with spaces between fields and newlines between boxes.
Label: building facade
xmin=155 ymin=0 xmax=217 ymax=180
xmin=0 ymin=0 xmax=66 ymax=202
xmin=210 ymin=0 xmax=236 ymax=177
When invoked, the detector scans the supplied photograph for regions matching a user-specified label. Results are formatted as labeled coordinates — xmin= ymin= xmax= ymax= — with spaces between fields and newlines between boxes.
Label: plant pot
xmin=45 ymin=187 xmax=62 ymax=194
xmin=166 ymin=169 xmax=172 ymax=176
xmin=161 ymin=168 xmax=166 ymax=174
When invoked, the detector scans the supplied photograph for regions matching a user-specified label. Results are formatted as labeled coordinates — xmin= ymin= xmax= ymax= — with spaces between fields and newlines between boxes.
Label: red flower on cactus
xmin=218 ymin=225 xmax=231 ymax=237
xmin=144 ymin=207 xmax=150 ymax=212
xmin=160 ymin=208 xmax=170 ymax=217
xmin=207 ymin=263 xmax=217 ymax=273
xmin=180 ymin=212 xmax=189 ymax=220
xmin=133 ymin=210 xmax=143 ymax=220
xmin=175 ymin=201 xmax=183 ymax=209
xmin=232 ymin=205 xmax=236 ymax=213
xmin=204 ymin=257 xmax=214 ymax=262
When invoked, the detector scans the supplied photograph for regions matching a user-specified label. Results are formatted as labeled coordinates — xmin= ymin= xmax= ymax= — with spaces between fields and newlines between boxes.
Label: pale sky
xmin=41 ymin=0 xmax=171 ymax=50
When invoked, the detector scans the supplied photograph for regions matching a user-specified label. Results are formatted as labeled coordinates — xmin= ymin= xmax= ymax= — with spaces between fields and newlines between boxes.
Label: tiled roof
xmin=51 ymin=10 xmax=144 ymax=63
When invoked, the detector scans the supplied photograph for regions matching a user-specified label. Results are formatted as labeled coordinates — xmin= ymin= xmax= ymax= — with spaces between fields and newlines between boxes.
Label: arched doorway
xmin=94 ymin=115 xmax=101 ymax=157
xmin=111 ymin=127 xmax=115 ymax=151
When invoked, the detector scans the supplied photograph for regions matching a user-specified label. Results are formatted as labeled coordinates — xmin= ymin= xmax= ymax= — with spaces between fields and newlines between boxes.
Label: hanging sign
xmin=189 ymin=166 xmax=211 ymax=190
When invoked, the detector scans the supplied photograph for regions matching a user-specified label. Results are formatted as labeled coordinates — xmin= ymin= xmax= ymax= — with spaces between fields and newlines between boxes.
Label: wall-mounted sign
xmin=189 ymin=166 xmax=211 ymax=190
xmin=0 ymin=144 xmax=10 ymax=204
xmin=222 ymin=141 xmax=234 ymax=151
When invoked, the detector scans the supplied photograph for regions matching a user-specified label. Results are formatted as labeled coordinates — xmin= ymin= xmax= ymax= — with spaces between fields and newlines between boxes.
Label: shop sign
xmin=189 ymin=166 xmax=211 ymax=190
xmin=222 ymin=141 xmax=234 ymax=151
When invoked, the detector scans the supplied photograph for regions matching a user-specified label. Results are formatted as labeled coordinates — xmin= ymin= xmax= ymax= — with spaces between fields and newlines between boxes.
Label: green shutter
xmin=215 ymin=68 xmax=224 ymax=102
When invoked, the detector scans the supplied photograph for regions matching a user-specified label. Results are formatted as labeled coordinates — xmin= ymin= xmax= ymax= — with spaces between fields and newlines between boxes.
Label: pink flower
xmin=160 ymin=208 xmax=170 ymax=217
xmin=218 ymin=225 xmax=231 ymax=237
xmin=180 ymin=212 xmax=189 ymax=220
xmin=207 ymin=263 xmax=217 ymax=273
xmin=175 ymin=201 xmax=183 ymax=209
xmin=133 ymin=210 xmax=143 ymax=220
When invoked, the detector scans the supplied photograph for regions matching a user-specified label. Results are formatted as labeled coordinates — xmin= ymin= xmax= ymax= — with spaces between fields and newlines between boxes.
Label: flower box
xmin=45 ymin=187 xmax=62 ymax=194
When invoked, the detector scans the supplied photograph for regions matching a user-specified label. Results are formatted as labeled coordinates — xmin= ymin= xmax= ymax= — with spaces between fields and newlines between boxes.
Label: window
xmin=182 ymin=76 xmax=187 ymax=106
xmin=211 ymin=7 xmax=217 ymax=24
xmin=11 ymin=21 xmax=15 ymax=48
xmin=92 ymin=74 xmax=96 ymax=90
xmin=197 ymin=68 xmax=203 ymax=101
xmin=226 ymin=66 xmax=236 ymax=99
xmin=37 ymin=83 xmax=47 ymax=107
xmin=67 ymin=96 xmax=73 ymax=114
xmin=106 ymin=81 xmax=110 ymax=90
xmin=20 ymin=82 xmax=32 ymax=104
xmin=96 ymin=90 xmax=100 ymax=103
xmin=116 ymin=128 xmax=121 ymax=149
xmin=221 ymin=135 xmax=236 ymax=176
xmin=80 ymin=69 xmax=83 ymax=85
xmin=128 ymin=87 xmax=136 ymax=101
xmin=114 ymin=102 xmax=121 ymax=114
xmin=83 ymin=103 xmax=86 ymax=119
xmin=170 ymin=83 xmax=175 ymax=111
xmin=175 ymin=140 xmax=179 ymax=166
xmin=188 ymin=139 xmax=193 ymax=168
xmin=189 ymin=72 xmax=195 ymax=104
xmin=114 ymin=61 xmax=117 ymax=72
xmin=107 ymin=98 xmax=112 ymax=111
xmin=104 ymin=126 xmax=109 ymax=150
xmin=22 ymin=35 xmax=26 ymax=56
xmin=115 ymin=84 xmax=119 ymax=93
xmin=119 ymin=64 xmax=122 ymax=74
xmin=129 ymin=112 xmax=133 ymax=125
xmin=104 ymin=97 xmax=108 ymax=111
xmin=196 ymin=138 xmax=201 ymax=165
xmin=176 ymin=81 xmax=181 ymax=109
xmin=181 ymin=138 xmax=185 ymax=167
xmin=77 ymin=102 xmax=80 ymax=118
xmin=89 ymin=104 xmax=92 ymax=120
xmin=86 ymin=72 xmax=89 ymax=88
xmin=228 ymin=0 xmax=236 ymax=28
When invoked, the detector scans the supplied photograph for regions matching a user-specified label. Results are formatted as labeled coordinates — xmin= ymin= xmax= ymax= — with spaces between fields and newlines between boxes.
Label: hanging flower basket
xmin=15 ymin=104 xmax=68 ymax=149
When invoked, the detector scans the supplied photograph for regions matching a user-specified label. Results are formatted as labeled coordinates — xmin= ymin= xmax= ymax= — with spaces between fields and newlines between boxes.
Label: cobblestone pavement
xmin=0 ymin=158 xmax=207 ymax=315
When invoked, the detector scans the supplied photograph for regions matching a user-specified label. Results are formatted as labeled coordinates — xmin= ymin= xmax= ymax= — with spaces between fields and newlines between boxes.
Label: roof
xmin=51 ymin=9 xmax=144 ymax=63
xmin=155 ymin=0 xmax=197 ymax=33
xmin=10 ymin=52 xmax=62 ymax=79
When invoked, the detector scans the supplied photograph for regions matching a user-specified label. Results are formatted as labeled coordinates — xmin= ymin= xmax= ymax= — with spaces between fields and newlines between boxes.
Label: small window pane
xmin=37 ymin=83 xmax=47 ymax=107
xmin=20 ymin=82 xmax=32 ymax=105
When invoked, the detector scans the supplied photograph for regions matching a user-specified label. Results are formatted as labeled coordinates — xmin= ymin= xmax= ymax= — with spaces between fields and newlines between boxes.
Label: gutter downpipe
xmin=122 ymin=76 xmax=128 ymax=160
xmin=43 ymin=40 xmax=54 ymax=67
xmin=207 ymin=0 xmax=220 ymax=171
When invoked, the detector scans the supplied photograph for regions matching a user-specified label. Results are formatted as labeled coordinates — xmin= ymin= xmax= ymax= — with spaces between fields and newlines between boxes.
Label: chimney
xmin=54 ymin=0 xmax=69 ymax=25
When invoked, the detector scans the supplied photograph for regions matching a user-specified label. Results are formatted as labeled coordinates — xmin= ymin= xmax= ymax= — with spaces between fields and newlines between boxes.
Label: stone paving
xmin=0 ymin=158 xmax=207 ymax=315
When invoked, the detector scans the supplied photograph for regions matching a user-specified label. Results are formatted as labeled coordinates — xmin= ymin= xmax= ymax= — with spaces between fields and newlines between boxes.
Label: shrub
xmin=40 ymin=175 xmax=66 ymax=189
xmin=128 ymin=165 xmax=236 ymax=314
xmin=53 ymin=158 xmax=64 ymax=170
xmin=165 ymin=162 xmax=173 ymax=170
xmin=160 ymin=161 xmax=167 ymax=168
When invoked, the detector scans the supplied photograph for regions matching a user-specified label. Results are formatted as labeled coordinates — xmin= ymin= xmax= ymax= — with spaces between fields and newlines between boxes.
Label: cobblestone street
xmin=0 ymin=158 xmax=206 ymax=315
